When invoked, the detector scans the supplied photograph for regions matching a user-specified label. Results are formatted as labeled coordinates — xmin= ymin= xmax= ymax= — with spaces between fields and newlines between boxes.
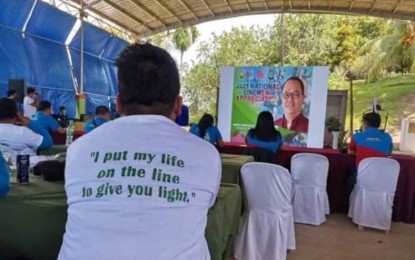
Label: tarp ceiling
xmin=0 ymin=0 xmax=127 ymax=116
xmin=66 ymin=0 xmax=415 ymax=37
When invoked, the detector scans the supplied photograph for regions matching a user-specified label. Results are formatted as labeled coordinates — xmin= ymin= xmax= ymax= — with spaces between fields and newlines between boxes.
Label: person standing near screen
xmin=23 ymin=87 xmax=39 ymax=118
xmin=275 ymin=76 xmax=309 ymax=134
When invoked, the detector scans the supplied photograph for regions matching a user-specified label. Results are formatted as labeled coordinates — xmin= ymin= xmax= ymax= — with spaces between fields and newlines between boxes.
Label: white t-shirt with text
xmin=59 ymin=115 xmax=221 ymax=260
xmin=23 ymin=96 xmax=36 ymax=118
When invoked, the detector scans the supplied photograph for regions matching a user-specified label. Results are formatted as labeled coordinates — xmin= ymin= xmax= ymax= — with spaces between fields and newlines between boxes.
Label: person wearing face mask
xmin=274 ymin=77 xmax=309 ymax=134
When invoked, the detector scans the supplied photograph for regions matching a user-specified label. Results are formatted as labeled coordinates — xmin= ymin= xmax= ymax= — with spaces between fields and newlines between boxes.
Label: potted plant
xmin=325 ymin=116 xmax=342 ymax=149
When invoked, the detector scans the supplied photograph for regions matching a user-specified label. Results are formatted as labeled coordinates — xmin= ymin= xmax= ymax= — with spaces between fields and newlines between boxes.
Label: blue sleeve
xmin=84 ymin=119 xmax=94 ymax=133
xmin=214 ymin=127 xmax=222 ymax=142
xmin=189 ymin=125 xmax=199 ymax=137
xmin=47 ymin=115 xmax=61 ymax=131
xmin=0 ymin=153 xmax=9 ymax=198
xmin=28 ymin=120 xmax=53 ymax=149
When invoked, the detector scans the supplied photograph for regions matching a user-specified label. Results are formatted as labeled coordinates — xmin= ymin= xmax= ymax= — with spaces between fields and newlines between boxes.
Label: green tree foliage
xmin=354 ymin=21 xmax=415 ymax=82
xmin=272 ymin=14 xmax=335 ymax=66
xmin=182 ymin=14 xmax=390 ymax=117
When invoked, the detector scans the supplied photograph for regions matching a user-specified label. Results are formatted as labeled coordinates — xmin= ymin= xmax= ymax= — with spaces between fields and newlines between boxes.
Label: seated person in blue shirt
xmin=0 ymin=98 xmax=53 ymax=156
xmin=32 ymin=101 xmax=66 ymax=135
xmin=0 ymin=152 xmax=9 ymax=198
xmin=246 ymin=111 xmax=283 ymax=153
xmin=189 ymin=113 xmax=224 ymax=147
xmin=84 ymin=106 xmax=110 ymax=133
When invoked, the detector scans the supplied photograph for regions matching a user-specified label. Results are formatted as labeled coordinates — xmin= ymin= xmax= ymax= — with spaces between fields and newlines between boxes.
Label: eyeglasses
xmin=282 ymin=91 xmax=302 ymax=100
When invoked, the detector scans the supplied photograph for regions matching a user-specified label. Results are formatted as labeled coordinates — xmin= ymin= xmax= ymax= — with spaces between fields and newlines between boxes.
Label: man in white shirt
xmin=59 ymin=43 xmax=221 ymax=260
xmin=0 ymin=98 xmax=53 ymax=156
xmin=23 ymin=87 xmax=39 ymax=118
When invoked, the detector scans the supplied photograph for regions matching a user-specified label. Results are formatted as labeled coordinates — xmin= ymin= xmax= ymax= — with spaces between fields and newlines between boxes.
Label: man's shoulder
xmin=298 ymin=113 xmax=309 ymax=122
xmin=274 ymin=117 xmax=284 ymax=125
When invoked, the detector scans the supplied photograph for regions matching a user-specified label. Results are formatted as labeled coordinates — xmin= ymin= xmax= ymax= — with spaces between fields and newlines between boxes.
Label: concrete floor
xmin=287 ymin=214 xmax=415 ymax=260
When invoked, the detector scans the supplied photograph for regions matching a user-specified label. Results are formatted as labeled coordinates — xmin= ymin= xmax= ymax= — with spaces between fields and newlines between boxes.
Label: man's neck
xmin=285 ymin=114 xmax=300 ymax=124
xmin=0 ymin=119 xmax=15 ymax=124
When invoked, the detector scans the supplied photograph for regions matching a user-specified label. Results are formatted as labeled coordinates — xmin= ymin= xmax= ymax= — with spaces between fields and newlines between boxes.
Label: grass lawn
xmin=344 ymin=74 xmax=415 ymax=132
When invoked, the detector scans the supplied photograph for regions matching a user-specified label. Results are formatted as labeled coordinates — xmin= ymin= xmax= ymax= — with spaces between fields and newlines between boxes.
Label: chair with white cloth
xmin=348 ymin=157 xmax=400 ymax=232
xmin=291 ymin=153 xmax=330 ymax=225
xmin=234 ymin=162 xmax=295 ymax=260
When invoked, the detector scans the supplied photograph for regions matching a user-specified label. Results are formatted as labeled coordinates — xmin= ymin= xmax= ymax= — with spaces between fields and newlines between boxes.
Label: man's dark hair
xmin=27 ymin=87 xmax=36 ymax=95
xmin=7 ymin=89 xmax=17 ymax=97
xmin=251 ymin=111 xmax=281 ymax=141
xmin=116 ymin=43 xmax=180 ymax=116
xmin=282 ymin=76 xmax=305 ymax=95
xmin=95 ymin=105 xmax=110 ymax=116
xmin=0 ymin=97 xmax=17 ymax=120
xmin=38 ymin=101 xmax=52 ymax=111
xmin=363 ymin=112 xmax=381 ymax=128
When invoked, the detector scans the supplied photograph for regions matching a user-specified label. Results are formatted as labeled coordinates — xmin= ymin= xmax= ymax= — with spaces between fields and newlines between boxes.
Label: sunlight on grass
xmin=345 ymin=74 xmax=415 ymax=132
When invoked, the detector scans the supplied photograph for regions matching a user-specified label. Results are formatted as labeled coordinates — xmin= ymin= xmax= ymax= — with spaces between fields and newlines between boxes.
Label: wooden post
xmin=349 ymin=72 xmax=354 ymax=133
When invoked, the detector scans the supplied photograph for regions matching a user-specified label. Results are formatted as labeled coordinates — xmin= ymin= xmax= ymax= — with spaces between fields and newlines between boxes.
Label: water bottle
xmin=65 ymin=120 xmax=74 ymax=146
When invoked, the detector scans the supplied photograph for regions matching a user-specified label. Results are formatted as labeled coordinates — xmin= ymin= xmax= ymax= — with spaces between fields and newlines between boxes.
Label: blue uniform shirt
xmin=349 ymin=127 xmax=393 ymax=165
xmin=189 ymin=124 xmax=222 ymax=145
xmin=27 ymin=120 xmax=53 ymax=149
xmin=84 ymin=117 xmax=108 ymax=133
xmin=31 ymin=111 xmax=61 ymax=132
xmin=246 ymin=129 xmax=283 ymax=153
xmin=0 ymin=153 xmax=9 ymax=197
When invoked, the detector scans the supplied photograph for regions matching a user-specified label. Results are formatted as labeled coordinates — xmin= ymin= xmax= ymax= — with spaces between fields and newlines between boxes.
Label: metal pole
xmin=280 ymin=13 xmax=284 ymax=66
xmin=80 ymin=0 xmax=84 ymax=94
xmin=349 ymin=72 xmax=354 ymax=133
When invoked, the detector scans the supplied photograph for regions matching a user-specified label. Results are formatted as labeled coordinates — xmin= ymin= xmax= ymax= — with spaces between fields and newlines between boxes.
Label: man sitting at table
xmin=83 ymin=105 xmax=110 ymax=133
xmin=59 ymin=43 xmax=221 ymax=259
xmin=32 ymin=101 xmax=66 ymax=136
xmin=0 ymin=98 xmax=53 ymax=156
xmin=347 ymin=112 xmax=393 ymax=191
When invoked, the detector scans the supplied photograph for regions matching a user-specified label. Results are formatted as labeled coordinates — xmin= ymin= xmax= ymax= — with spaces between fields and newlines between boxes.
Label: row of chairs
xmin=234 ymin=153 xmax=400 ymax=260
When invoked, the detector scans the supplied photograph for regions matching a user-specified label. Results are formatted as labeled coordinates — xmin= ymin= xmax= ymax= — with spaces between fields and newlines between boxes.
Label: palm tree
xmin=172 ymin=26 xmax=200 ymax=70
xmin=357 ymin=21 xmax=415 ymax=82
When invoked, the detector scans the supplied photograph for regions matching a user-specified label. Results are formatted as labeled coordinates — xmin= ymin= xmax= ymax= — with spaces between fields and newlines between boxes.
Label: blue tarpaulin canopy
xmin=0 ymin=0 xmax=128 ymax=117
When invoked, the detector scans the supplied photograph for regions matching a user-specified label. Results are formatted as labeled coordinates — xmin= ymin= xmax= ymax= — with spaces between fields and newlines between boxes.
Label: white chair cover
xmin=348 ymin=157 xmax=400 ymax=231
xmin=291 ymin=153 xmax=330 ymax=225
xmin=234 ymin=162 xmax=295 ymax=260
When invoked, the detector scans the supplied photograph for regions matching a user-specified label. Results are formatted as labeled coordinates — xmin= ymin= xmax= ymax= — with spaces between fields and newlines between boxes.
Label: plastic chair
xmin=348 ymin=157 xmax=400 ymax=232
xmin=291 ymin=153 xmax=330 ymax=225
xmin=234 ymin=162 xmax=295 ymax=260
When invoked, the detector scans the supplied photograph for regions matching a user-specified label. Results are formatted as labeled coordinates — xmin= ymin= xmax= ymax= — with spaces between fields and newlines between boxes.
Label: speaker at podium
xmin=8 ymin=79 xmax=25 ymax=103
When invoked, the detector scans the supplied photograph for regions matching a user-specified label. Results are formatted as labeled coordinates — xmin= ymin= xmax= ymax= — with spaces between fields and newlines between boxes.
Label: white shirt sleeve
xmin=22 ymin=127 xmax=43 ymax=150
xmin=23 ymin=96 xmax=33 ymax=106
